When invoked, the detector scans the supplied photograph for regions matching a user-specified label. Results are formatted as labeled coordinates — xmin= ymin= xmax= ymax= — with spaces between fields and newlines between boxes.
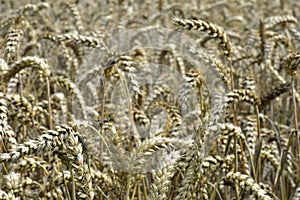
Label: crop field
xmin=0 ymin=0 xmax=300 ymax=199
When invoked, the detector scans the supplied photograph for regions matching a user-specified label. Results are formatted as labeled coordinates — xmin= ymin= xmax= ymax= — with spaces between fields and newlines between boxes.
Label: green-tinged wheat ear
xmin=3 ymin=56 xmax=50 ymax=83
xmin=179 ymin=68 xmax=205 ymax=115
xmin=172 ymin=17 xmax=232 ymax=57
xmin=264 ymin=15 xmax=298 ymax=30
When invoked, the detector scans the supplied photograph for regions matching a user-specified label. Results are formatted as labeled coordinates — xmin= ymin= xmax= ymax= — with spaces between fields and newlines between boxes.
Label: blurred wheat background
xmin=0 ymin=0 xmax=300 ymax=199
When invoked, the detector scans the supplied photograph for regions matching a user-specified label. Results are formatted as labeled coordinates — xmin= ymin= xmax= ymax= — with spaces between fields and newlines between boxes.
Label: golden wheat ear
xmin=172 ymin=17 xmax=232 ymax=57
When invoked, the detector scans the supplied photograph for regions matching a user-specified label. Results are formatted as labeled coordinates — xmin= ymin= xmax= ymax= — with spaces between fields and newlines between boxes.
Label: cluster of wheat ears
xmin=0 ymin=0 xmax=300 ymax=199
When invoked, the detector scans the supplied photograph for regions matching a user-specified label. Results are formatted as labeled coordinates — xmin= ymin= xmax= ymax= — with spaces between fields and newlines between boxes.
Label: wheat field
xmin=0 ymin=0 xmax=300 ymax=199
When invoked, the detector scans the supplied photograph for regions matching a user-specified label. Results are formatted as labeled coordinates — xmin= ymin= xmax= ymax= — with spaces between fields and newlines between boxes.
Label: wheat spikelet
xmin=172 ymin=143 xmax=200 ymax=179
xmin=292 ymin=186 xmax=300 ymax=200
xmin=62 ymin=2 xmax=84 ymax=32
xmin=17 ymin=2 xmax=49 ymax=16
xmin=148 ymin=151 xmax=179 ymax=200
xmin=144 ymin=84 xmax=173 ymax=110
xmin=240 ymin=116 xmax=257 ymax=155
xmin=0 ymin=190 xmax=11 ymax=199
xmin=226 ymin=89 xmax=260 ymax=106
xmin=89 ymin=167 xmax=121 ymax=194
xmin=217 ymin=123 xmax=245 ymax=139
xmin=0 ymin=124 xmax=84 ymax=167
xmin=179 ymin=68 xmax=205 ymax=115
xmin=114 ymin=55 xmax=142 ymax=98
xmin=179 ymin=76 xmax=195 ymax=115
xmin=199 ymin=183 xmax=209 ymax=200
xmin=174 ymin=151 xmax=228 ymax=199
xmin=241 ymin=75 xmax=256 ymax=91
xmin=187 ymin=44 xmax=231 ymax=87
xmin=136 ymin=136 xmax=191 ymax=155
xmin=261 ymin=145 xmax=280 ymax=170
xmin=226 ymin=171 xmax=275 ymax=200
xmin=174 ymin=155 xmax=200 ymax=199
xmin=152 ymin=101 xmax=184 ymax=137
xmin=6 ymin=93 xmax=33 ymax=118
xmin=200 ymin=154 xmax=226 ymax=175
xmin=0 ymin=131 xmax=58 ymax=163
xmin=0 ymin=92 xmax=18 ymax=149
xmin=172 ymin=17 xmax=232 ymax=56
xmin=271 ymin=33 xmax=293 ymax=51
xmin=3 ymin=172 xmax=22 ymax=197
xmin=57 ymin=33 xmax=107 ymax=49
xmin=50 ymin=76 xmax=87 ymax=120
xmin=282 ymin=52 xmax=300 ymax=76
xmin=4 ymin=28 xmax=23 ymax=63
xmin=209 ymin=89 xmax=260 ymax=123
xmin=132 ymin=106 xmax=150 ymax=128
xmin=3 ymin=56 xmax=50 ymax=83
xmin=264 ymin=15 xmax=298 ymax=30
